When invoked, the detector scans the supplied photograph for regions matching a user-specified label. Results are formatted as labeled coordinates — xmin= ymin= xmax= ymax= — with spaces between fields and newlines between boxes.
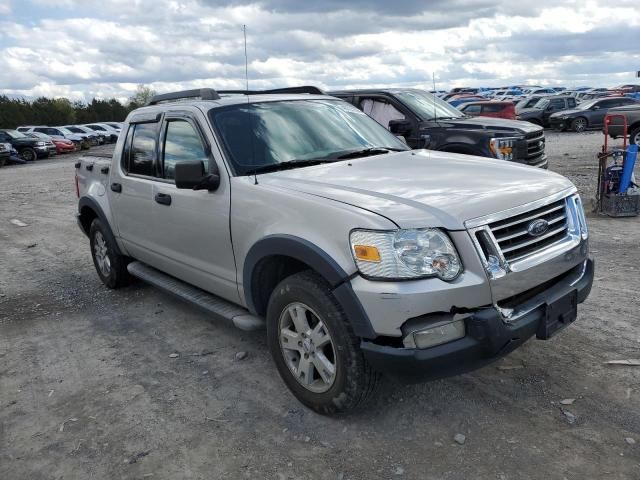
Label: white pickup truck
xmin=75 ymin=87 xmax=593 ymax=414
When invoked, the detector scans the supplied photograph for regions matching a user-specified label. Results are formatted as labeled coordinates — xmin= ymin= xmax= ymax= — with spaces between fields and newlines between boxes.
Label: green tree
xmin=128 ymin=84 xmax=156 ymax=108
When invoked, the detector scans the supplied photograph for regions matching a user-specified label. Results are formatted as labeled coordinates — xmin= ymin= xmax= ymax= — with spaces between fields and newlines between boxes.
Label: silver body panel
xmin=77 ymin=94 xmax=589 ymax=339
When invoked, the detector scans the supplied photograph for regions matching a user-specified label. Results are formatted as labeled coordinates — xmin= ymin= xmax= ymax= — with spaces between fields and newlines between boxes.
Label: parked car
xmin=549 ymin=96 xmax=639 ymax=132
xmin=27 ymin=132 xmax=75 ymax=154
xmin=83 ymin=123 xmax=120 ymax=142
xmin=329 ymin=88 xmax=548 ymax=168
xmin=0 ymin=129 xmax=52 ymax=161
xmin=449 ymin=95 xmax=486 ymax=107
xmin=458 ymin=101 xmax=516 ymax=120
xmin=21 ymin=132 xmax=57 ymax=156
xmin=605 ymin=103 xmax=640 ymax=145
xmin=24 ymin=126 xmax=89 ymax=149
xmin=64 ymin=125 xmax=103 ymax=145
xmin=516 ymin=95 xmax=577 ymax=127
xmin=0 ymin=142 xmax=9 ymax=167
xmin=75 ymin=87 xmax=593 ymax=414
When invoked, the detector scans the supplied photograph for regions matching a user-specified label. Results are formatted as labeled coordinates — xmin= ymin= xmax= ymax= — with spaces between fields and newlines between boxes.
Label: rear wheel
xmin=266 ymin=271 xmax=379 ymax=414
xmin=20 ymin=147 xmax=36 ymax=161
xmin=630 ymin=126 xmax=640 ymax=145
xmin=571 ymin=117 xmax=587 ymax=133
xmin=89 ymin=218 xmax=131 ymax=289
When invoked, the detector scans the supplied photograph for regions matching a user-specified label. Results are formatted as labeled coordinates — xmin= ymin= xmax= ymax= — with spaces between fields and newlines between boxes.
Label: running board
xmin=127 ymin=261 xmax=264 ymax=331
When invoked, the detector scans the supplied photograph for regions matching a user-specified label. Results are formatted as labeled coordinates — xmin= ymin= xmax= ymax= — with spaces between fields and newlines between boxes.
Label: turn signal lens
xmin=353 ymin=245 xmax=381 ymax=263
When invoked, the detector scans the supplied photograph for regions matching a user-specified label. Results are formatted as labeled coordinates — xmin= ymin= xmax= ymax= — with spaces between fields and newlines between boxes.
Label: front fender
xmin=243 ymin=235 xmax=377 ymax=339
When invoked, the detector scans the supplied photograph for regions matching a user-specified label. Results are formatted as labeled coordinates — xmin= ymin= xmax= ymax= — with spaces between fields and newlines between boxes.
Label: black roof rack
xmin=146 ymin=88 xmax=221 ymax=106
xmin=217 ymin=86 xmax=325 ymax=96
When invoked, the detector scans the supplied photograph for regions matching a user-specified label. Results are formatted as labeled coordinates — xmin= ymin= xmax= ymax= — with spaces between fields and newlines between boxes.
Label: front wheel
xmin=20 ymin=147 xmax=37 ymax=161
xmin=629 ymin=126 xmax=640 ymax=145
xmin=571 ymin=117 xmax=587 ymax=133
xmin=266 ymin=271 xmax=379 ymax=414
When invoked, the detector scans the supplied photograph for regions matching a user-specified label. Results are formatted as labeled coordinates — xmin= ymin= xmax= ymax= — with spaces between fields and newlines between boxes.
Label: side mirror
xmin=175 ymin=161 xmax=220 ymax=191
xmin=388 ymin=119 xmax=412 ymax=136
xmin=591 ymin=105 xmax=600 ymax=110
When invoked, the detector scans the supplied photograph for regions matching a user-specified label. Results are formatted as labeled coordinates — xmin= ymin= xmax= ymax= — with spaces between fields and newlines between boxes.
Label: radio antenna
xmin=243 ymin=24 xmax=249 ymax=91
xmin=243 ymin=24 xmax=258 ymax=184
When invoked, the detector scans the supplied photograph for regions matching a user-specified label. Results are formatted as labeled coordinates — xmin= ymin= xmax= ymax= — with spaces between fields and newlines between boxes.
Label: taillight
xmin=74 ymin=172 xmax=79 ymax=198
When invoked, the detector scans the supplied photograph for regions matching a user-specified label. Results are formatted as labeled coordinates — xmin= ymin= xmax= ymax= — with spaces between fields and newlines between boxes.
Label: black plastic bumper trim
xmin=361 ymin=257 xmax=594 ymax=383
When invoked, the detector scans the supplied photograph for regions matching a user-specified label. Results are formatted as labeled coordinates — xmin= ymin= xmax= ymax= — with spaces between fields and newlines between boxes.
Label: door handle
xmin=155 ymin=192 xmax=172 ymax=206
xmin=111 ymin=183 xmax=122 ymax=193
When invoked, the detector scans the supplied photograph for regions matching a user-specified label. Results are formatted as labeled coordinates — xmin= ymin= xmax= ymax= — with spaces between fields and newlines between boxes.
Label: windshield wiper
xmin=244 ymin=159 xmax=334 ymax=175
xmin=335 ymin=147 xmax=404 ymax=159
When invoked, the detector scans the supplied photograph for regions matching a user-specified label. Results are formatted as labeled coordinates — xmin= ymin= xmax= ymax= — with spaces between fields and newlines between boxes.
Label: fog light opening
xmin=404 ymin=317 xmax=466 ymax=349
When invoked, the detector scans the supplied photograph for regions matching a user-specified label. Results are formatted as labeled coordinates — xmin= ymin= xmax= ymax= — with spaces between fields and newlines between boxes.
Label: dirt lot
xmin=1 ymin=133 xmax=639 ymax=480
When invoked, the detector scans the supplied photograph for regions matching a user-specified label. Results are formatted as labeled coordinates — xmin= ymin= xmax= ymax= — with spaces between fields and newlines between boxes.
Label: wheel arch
xmin=77 ymin=196 xmax=124 ymax=256
xmin=243 ymin=235 xmax=377 ymax=339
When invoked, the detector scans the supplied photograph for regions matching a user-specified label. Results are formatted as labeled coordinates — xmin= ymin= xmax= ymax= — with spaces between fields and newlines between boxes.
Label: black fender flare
xmin=77 ymin=196 xmax=124 ymax=256
xmin=243 ymin=235 xmax=377 ymax=339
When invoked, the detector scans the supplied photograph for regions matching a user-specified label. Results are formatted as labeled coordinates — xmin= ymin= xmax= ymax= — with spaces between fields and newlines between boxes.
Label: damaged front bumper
xmin=360 ymin=257 xmax=594 ymax=382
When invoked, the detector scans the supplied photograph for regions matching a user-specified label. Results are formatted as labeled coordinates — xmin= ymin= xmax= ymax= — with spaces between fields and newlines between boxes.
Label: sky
xmin=0 ymin=0 xmax=638 ymax=103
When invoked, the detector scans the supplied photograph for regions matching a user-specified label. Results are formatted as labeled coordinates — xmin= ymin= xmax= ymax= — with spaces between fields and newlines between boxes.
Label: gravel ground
xmin=1 ymin=132 xmax=639 ymax=480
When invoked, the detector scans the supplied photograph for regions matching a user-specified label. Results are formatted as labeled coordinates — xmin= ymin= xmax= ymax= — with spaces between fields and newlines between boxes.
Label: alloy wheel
xmin=93 ymin=231 xmax=111 ymax=276
xmin=278 ymin=302 xmax=337 ymax=393
xmin=573 ymin=118 xmax=587 ymax=132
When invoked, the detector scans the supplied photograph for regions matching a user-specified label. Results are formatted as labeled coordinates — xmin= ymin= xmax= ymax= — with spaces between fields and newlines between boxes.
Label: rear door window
xmin=481 ymin=104 xmax=503 ymax=113
xmin=463 ymin=104 xmax=482 ymax=114
xmin=129 ymin=123 xmax=158 ymax=177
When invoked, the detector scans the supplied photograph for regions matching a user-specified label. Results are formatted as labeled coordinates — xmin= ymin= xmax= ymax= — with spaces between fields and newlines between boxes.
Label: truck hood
xmin=432 ymin=115 xmax=541 ymax=135
xmin=260 ymin=150 xmax=575 ymax=230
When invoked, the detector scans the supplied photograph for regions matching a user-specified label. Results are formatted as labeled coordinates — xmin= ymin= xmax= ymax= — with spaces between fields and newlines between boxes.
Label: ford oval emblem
xmin=527 ymin=219 xmax=549 ymax=236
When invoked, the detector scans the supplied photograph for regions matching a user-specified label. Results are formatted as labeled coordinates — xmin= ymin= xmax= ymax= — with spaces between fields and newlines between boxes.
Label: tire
xmin=630 ymin=126 xmax=640 ymax=145
xmin=89 ymin=218 xmax=131 ymax=289
xmin=266 ymin=271 xmax=379 ymax=414
xmin=20 ymin=147 xmax=37 ymax=161
xmin=571 ymin=117 xmax=588 ymax=133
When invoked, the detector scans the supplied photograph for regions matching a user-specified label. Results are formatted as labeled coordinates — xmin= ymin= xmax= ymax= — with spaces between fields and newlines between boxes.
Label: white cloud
xmin=0 ymin=0 xmax=638 ymax=101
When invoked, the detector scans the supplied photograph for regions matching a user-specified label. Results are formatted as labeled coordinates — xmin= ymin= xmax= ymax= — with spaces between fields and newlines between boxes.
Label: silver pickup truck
xmin=75 ymin=87 xmax=593 ymax=414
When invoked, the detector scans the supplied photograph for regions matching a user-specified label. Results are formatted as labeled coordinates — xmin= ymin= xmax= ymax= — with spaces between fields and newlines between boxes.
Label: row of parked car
xmin=434 ymin=84 xmax=640 ymax=132
xmin=0 ymin=122 xmax=122 ymax=165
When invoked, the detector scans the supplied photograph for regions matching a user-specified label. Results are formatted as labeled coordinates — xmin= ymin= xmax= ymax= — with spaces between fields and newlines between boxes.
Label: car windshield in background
xmin=392 ymin=89 xmax=464 ymax=121
xmin=4 ymin=129 xmax=27 ymax=139
xmin=534 ymin=98 xmax=550 ymax=109
xmin=210 ymin=99 xmax=409 ymax=175
xmin=58 ymin=127 xmax=74 ymax=134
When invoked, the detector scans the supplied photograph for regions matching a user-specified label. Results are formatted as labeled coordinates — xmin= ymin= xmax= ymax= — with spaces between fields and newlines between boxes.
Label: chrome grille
xmin=518 ymin=130 xmax=546 ymax=165
xmin=487 ymin=198 xmax=568 ymax=263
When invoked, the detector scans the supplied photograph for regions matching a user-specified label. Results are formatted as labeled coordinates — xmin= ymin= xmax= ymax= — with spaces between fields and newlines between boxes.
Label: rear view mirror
xmin=389 ymin=119 xmax=412 ymax=136
xmin=175 ymin=161 xmax=220 ymax=191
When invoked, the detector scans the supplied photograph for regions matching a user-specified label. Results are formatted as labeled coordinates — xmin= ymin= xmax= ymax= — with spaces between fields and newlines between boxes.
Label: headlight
xmin=36 ymin=141 xmax=46 ymax=146
xmin=489 ymin=137 xmax=518 ymax=160
xmin=350 ymin=228 xmax=462 ymax=281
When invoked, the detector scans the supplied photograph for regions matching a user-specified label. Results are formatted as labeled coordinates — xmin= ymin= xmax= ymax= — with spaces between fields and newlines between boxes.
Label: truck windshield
xmin=391 ymin=89 xmax=464 ymax=121
xmin=210 ymin=99 xmax=409 ymax=175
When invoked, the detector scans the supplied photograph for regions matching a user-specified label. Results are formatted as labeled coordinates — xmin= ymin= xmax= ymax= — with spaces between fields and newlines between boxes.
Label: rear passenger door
xmin=148 ymin=112 xmax=239 ymax=303
xmin=109 ymin=119 xmax=159 ymax=265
